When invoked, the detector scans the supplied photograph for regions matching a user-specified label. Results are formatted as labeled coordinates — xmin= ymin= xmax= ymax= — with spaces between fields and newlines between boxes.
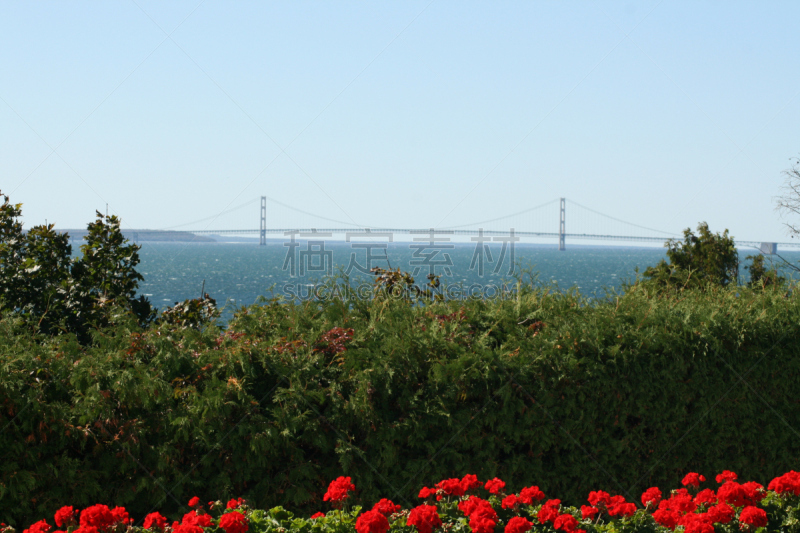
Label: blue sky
xmin=2 ymin=1 xmax=799 ymax=242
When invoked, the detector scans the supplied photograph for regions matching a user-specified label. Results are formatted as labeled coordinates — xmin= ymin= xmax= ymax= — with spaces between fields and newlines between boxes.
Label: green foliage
xmin=0 ymin=192 xmax=160 ymax=340
xmin=3 ymin=277 xmax=800 ymax=526
xmin=745 ymin=254 xmax=786 ymax=289
xmin=642 ymin=222 xmax=739 ymax=290
xmin=157 ymin=294 xmax=219 ymax=329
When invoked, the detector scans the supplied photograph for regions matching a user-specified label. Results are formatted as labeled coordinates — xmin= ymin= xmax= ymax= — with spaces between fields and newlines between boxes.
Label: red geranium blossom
xmin=504 ymin=517 xmax=532 ymax=533
xmin=641 ymin=487 xmax=662 ymax=508
xmin=580 ymin=506 xmax=599 ymax=521
xmin=54 ymin=507 xmax=77 ymax=528
xmin=718 ymin=482 xmax=748 ymax=508
xmin=502 ymin=495 xmax=521 ymax=509
xmin=80 ymin=505 xmax=115 ymax=531
xmin=682 ymin=473 xmax=707 ymax=489
xmin=652 ymin=509 xmax=680 ymax=530
xmin=458 ymin=496 xmax=488 ymax=517
xmin=484 ymin=478 xmax=506 ymax=495
xmin=111 ymin=507 xmax=132 ymax=526
xmin=679 ymin=513 xmax=714 ymax=533
xmin=518 ymin=486 xmax=545 ymax=504
xmin=310 ymin=513 xmax=325 ymax=519
xmin=324 ymin=476 xmax=356 ymax=503
xmin=407 ymin=505 xmax=442 ymax=533
xmin=707 ymin=503 xmax=735 ymax=524
xmin=738 ymin=506 xmax=767 ymax=530
xmin=553 ymin=514 xmax=578 ymax=533
xmin=219 ymin=512 xmax=249 ymax=533
xmin=182 ymin=511 xmax=211 ymax=528
xmin=468 ymin=502 xmax=498 ymax=533
xmin=172 ymin=524 xmax=203 ymax=533
xmin=461 ymin=474 xmax=483 ymax=493
xmin=435 ymin=478 xmax=466 ymax=499
xmin=188 ymin=497 xmax=201 ymax=508
xmin=694 ymin=489 xmax=718 ymax=506
xmin=587 ymin=491 xmax=611 ymax=508
xmin=143 ymin=513 xmax=168 ymax=531
xmin=538 ymin=500 xmax=561 ymax=524
xmin=23 ymin=520 xmax=51 ymax=533
xmin=356 ymin=510 xmax=390 ymax=533
xmin=742 ymin=482 xmax=766 ymax=505
xmin=227 ymin=498 xmax=245 ymax=510
xmin=716 ymin=471 xmax=738 ymax=484
xmin=419 ymin=487 xmax=435 ymax=499
xmin=373 ymin=499 xmax=401 ymax=516
xmin=659 ymin=491 xmax=696 ymax=514
xmin=768 ymin=471 xmax=800 ymax=496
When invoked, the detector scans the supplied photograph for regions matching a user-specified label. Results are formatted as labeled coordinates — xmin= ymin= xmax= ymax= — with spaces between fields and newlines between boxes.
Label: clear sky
xmin=2 ymin=1 xmax=800 ymax=242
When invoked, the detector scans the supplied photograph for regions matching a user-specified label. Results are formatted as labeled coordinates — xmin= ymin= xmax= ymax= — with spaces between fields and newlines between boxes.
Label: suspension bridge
xmin=153 ymin=196 xmax=796 ymax=253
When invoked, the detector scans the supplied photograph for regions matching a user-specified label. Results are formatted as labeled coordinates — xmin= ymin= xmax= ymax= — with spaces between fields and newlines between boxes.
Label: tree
xmin=642 ymin=222 xmax=739 ymax=290
xmin=775 ymin=156 xmax=800 ymax=236
xmin=0 ymin=191 xmax=154 ymax=340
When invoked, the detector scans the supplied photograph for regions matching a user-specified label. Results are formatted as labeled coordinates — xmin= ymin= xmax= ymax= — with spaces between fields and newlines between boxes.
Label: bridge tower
xmin=260 ymin=196 xmax=266 ymax=246
xmin=558 ymin=197 xmax=565 ymax=251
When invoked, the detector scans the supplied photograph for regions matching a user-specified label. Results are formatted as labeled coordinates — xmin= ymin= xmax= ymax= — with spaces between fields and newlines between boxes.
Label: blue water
xmin=131 ymin=242 xmax=800 ymax=317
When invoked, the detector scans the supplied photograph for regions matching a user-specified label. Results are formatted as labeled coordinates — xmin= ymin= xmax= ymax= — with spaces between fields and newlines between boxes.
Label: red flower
xmin=707 ymin=503 xmax=735 ymax=524
xmin=372 ymin=499 xmax=401 ymax=517
xmin=23 ymin=520 xmax=51 ymax=533
xmin=741 ymin=482 xmax=765 ymax=505
xmin=188 ymin=497 xmax=201 ymax=508
xmin=182 ymin=511 xmax=212 ymax=528
xmin=608 ymin=502 xmax=636 ymax=518
xmin=553 ymin=514 xmax=578 ymax=533
xmin=310 ymin=513 xmax=325 ymax=519
xmin=435 ymin=478 xmax=466 ymax=498
xmin=172 ymin=524 xmax=203 ymax=533
xmin=461 ymin=474 xmax=483 ymax=493
xmin=682 ymin=473 xmax=707 ymax=489
xmin=219 ymin=512 xmax=249 ymax=533
xmin=501 ymin=495 xmax=521 ymax=509
xmin=537 ymin=500 xmax=561 ymax=524
xmin=356 ymin=510 xmax=390 ymax=533
xmin=419 ymin=487 xmax=435 ymax=499
xmin=768 ymin=471 xmax=800 ymax=496
xmin=80 ymin=505 xmax=115 ymax=531
xmin=469 ymin=516 xmax=496 ymax=533
xmin=652 ymin=509 xmax=680 ymax=530
xmin=716 ymin=471 xmax=738 ymax=484
xmin=54 ymin=507 xmax=77 ymax=528
xmin=143 ymin=513 xmax=168 ymax=531
xmin=718 ymin=482 xmax=748 ymax=508
xmin=694 ymin=489 xmax=718 ymax=506
xmin=458 ymin=496 xmax=488 ymax=517
xmin=484 ymin=478 xmax=506 ymax=495
xmin=587 ymin=491 xmax=611 ymax=508
xmin=73 ymin=527 xmax=99 ymax=533
xmin=226 ymin=498 xmax=245 ymax=510
xmin=679 ymin=513 xmax=714 ymax=533
xmin=580 ymin=506 xmax=599 ymax=521
xmin=641 ymin=487 xmax=662 ymax=508
xmin=324 ymin=476 xmax=356 ymax=503
xmin=407 ymin=505 xmax=442 ymax=533
xmin=111 ymin=507 xmax=131 ymax=526
xmin=659 ymin=492 xmax=696 ymax=514
xmin=738 ymin=506 xmax=767 ymax=530
xmin=518 ymin=486 xmax=545 ymax=504
xmin=504 ymin=517 xmax=532 ymax=533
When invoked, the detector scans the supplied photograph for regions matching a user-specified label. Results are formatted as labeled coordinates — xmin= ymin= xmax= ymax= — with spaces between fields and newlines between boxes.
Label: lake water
xmin=131 ymin=241 xmax=800 ymax=317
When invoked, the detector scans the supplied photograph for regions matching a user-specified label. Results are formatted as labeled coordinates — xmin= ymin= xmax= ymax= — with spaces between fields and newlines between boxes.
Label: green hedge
xmin=2 ymin=281 xmax=800 ymax=526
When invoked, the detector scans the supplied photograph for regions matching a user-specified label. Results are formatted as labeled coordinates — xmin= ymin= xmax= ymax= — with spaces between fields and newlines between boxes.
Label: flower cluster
xmin=16 ymin=470 xmax=800 ymax=533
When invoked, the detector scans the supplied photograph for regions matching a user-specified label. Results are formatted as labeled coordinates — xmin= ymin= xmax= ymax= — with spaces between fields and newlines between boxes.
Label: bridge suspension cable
xmin=158 ymin=198 xmax=259 ymax=230
xmin=439 ymin=198 xmax=560 ymax=229
xmin=567 ymin=199 xmax=678 ymax=237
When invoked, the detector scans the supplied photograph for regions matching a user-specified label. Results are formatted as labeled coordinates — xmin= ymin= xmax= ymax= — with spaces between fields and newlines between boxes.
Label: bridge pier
xmin=260 ymin=196 xmax=266 ymax=245
xmin=559 ymin=197 xmax=565 ymax=251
